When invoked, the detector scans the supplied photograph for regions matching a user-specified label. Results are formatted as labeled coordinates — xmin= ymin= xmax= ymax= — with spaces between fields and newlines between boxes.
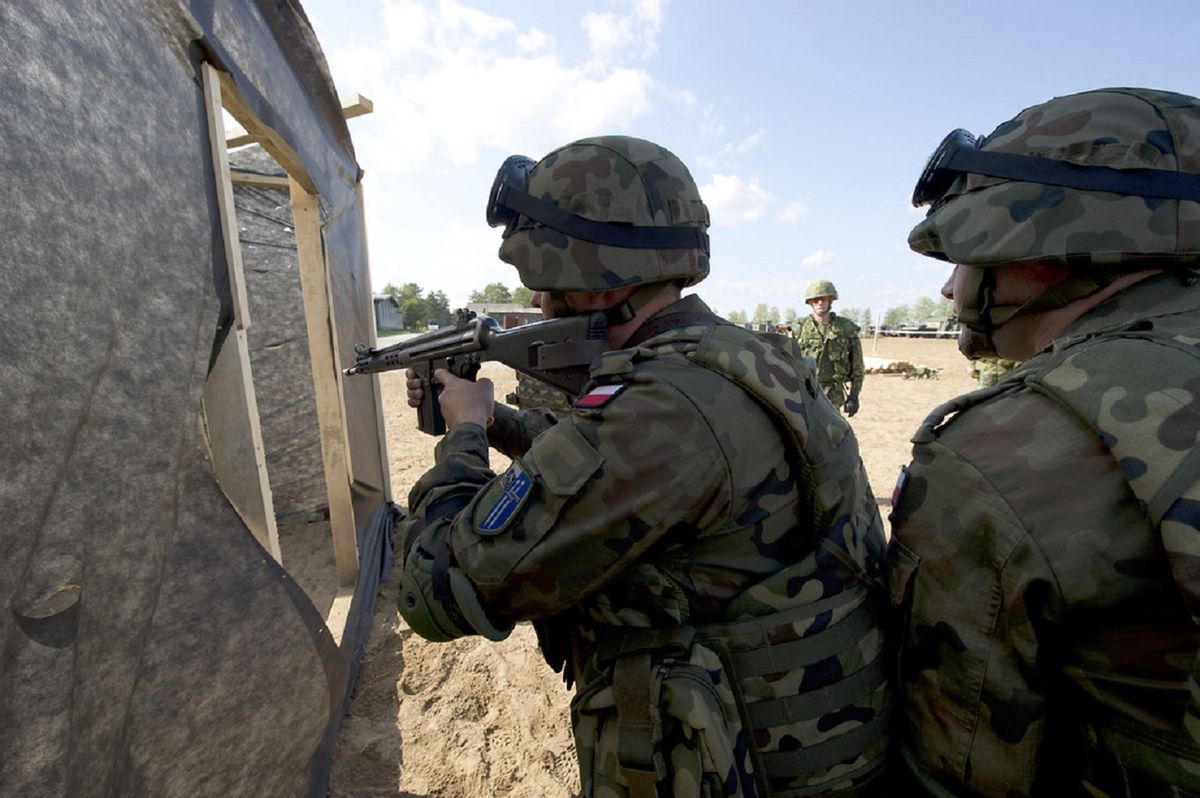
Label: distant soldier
xmin=397 ymin=135 xmax=893 ymax=795
xmin=794 ymin=279 xmax=864 ymax=415
xmin=889 ymin=87 xmax=1200 ymax=796
xmin=969 ymin=356 xmax=1018 ymax=387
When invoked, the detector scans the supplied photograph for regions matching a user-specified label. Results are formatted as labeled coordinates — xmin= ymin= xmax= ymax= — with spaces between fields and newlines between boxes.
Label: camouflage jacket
xmin=399 ymin=295 xmax=892 ymax=796
xmin=888 ymin=272 xmax=1200 ymax=797
xmin=793 ymin=314 xmax=864 ymax=405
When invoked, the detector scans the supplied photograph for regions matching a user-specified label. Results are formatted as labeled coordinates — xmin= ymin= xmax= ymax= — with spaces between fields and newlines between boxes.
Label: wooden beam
xmin=213 ymin=67 xmax=318 ymax=193
xmin=226 ymin=93 xmax=374 ymax=150
xmin=201 ymin=329 xmax=282 ymax=563
xmin=230 ymin=170 xmax=290 ymax=190
xmin=290 ymin=177 xmax=360 ymax=588
xmin=200 ymin=62 xmax=281 ymax=564
xmin=201 ymin=63 xmax=251 ymax=330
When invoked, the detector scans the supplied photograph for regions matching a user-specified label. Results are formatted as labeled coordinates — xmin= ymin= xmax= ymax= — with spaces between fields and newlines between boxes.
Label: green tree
xmin=469 ymin=282 xmax=513 ymax=303
xmin=383 ymin=282 xmax=429 ymax=331
xmin=426 ymin=290 xmax=453 ymax=327
xmin=883 ymin=305 xmax=912 ymax=328
xmin=727 ymin=309 xmax=748 ymax=325
xmin=512 ymin=286 xmax=534 ymax=307
xmin=911 ymin=296 xmax=939 ymax=323
xmin=784 ymin=307 xmax=800 ymax=324
xmin=752 ymin=303 xmax=775 ymax=326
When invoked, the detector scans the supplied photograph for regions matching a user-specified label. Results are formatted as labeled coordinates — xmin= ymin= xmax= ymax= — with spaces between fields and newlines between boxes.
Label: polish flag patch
xmin=575 ymin=383 xmax=625 ymax=408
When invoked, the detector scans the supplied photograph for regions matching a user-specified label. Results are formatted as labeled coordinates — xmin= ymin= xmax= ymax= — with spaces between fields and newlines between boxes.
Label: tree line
xmin=723 ymin=297 xmax=954 ymax=331
xmin=381 ymin=281 xmax=954 ymax=334
xmin=380 ymin=282 xmax=537 ymax=331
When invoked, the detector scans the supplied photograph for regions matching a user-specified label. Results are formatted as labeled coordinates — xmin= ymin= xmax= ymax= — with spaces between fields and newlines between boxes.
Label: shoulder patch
xmin=473 ymin=460 xmax=534 ymax=536
xmin=574 ymin=383 xmax=626 ymax=408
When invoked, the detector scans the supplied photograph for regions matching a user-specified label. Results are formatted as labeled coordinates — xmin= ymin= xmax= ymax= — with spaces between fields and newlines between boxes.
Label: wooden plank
xmin=290 ymin=178 xmax=360 ymax=587
xmin=226 ymin=93 xmax=374 ymax=149
xmin=230 ymin=170 xmax=290 ymax=190
xmin=214 ymin=67 xmax=318 ymax=193
xmin=201 ymin=329 xmax=282 ymax=563
xmin=356 ymin=181 xmax=393 ymax=502
xmin=200 ymin=62 xmax=280 ymax=563
xmin=201 ymin=63 xmax=251 ymax=330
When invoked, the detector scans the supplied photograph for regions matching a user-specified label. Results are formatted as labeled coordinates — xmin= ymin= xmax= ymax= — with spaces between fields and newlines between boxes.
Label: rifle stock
xmin=344 ymin=310 xmax=607 ymax=435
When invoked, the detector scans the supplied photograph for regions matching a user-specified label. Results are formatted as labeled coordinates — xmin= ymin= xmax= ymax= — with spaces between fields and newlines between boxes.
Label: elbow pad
xmin=397 ymin=542 xmax=513 ymax=643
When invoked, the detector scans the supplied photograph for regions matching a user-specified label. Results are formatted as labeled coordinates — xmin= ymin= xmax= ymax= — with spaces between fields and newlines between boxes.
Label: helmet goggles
xmin=486 ymin=154 xmax=709 ymax=253
xmin=912 ymin=127 xmax=1200 ymax=209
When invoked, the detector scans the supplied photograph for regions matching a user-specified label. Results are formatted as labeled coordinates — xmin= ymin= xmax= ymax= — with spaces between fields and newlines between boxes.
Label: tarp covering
xmin=1 ymin=1 xmax=390 ymax=795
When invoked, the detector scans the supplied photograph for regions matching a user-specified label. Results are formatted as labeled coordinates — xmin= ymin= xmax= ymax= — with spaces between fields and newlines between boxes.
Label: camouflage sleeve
xmin=487 ymin=401 xmax=556 ymax=460
xmin=1163 ymin=501 xmax=1200 ymax=749
xmin=397 ymin=422 xmax=495 ymax=558
xmin=422 ymin=375 xmax=731 ymax=625
xmin=889 ymin=438 xmax=1059 ymax=797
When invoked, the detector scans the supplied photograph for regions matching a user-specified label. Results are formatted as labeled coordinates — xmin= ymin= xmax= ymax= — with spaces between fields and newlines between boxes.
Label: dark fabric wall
xmin=0 ymin=1 xmax=388 ymax=795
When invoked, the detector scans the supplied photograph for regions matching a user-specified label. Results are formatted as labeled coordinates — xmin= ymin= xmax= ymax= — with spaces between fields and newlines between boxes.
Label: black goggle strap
xmin=942 ymin=148 xmax=1200 ymax=203
xmin=495 ymin=183 xmax=710 ymax=254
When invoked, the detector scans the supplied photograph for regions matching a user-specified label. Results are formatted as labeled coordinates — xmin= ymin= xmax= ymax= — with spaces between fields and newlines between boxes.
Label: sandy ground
xmin=326 ymin=335 xmax=977 ymax=798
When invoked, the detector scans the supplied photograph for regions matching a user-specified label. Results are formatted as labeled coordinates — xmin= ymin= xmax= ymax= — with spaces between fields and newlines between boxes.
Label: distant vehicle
xmin=426 ymin=321 xmax=439 ymax=330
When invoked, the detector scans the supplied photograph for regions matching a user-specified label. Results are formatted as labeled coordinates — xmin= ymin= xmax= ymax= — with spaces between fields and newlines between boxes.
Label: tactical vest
xmin=573 ymin=319 xmax=892 ymax=797
xmin=912 ymin=315 xmax=1200 ymax=796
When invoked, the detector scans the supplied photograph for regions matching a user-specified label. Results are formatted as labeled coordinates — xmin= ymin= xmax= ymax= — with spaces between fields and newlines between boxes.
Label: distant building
xmin=373 ymin=294 xmax=403 ymax=330
xmin=465 ymin=302 xmax=541 ymax=329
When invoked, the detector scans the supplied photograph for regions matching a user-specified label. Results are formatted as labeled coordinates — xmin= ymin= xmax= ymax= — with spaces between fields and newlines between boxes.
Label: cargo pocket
xmin=571 ymin=642 xmax=751 ymax=798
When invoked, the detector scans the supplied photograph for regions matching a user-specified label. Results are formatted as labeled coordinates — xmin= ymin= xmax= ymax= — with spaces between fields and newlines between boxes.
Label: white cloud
xmin=774 ymin=199 xmax=808 ymax=223
xmin=583 ymin=0 xmax=664 ymax=69
xmin=700 ymin=174 xmax=773 ymax=225
xmin=517 ymin=28 xmax=551 ymax=54
xmin=324 ymin=1 xmax=663 ymax=175
xmin=800 ymin=249 xmax=836 ymax=268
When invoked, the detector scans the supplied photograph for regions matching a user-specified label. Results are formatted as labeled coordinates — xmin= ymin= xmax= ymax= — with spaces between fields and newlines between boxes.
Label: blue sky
xmin=298 ymin=0 xmax=1200 ymax=320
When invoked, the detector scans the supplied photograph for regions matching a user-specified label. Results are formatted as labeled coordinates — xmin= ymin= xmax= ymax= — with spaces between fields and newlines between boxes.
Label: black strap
xmin=622 ymin=310 xmax=721 ymax=349
xmin=498 ymin=183 xmax=710 ymax=251
xmin=947 ymin=148 xmax=1200 ymax=201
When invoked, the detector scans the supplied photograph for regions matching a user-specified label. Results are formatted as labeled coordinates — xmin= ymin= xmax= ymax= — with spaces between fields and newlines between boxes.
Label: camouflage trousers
xmin=819 ymin=380 xmax=847 ymax=409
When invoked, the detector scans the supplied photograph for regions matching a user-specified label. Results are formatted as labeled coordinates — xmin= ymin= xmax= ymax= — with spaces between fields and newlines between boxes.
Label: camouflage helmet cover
xmin=805 ymin=279 xmax=839 ymax=302
xmin=909 ymin=87 xmax=1200 ymax=268
xmin=497 ymin=136 xmax=710 ymax=292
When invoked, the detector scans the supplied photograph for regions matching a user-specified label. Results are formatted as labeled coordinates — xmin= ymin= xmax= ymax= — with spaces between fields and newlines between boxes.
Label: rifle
xmin=344 ymin=309 xmax=607 ymax=435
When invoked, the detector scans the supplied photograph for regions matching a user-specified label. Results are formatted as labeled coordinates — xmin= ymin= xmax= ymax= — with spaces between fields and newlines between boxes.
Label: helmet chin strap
xmin=543 ymin=283 xmax=668 ymax=327
xmin=955 ymin=265 xmax=1111 ymax=359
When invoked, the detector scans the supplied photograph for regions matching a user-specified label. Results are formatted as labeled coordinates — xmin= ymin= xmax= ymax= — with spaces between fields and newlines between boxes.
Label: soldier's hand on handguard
xmin=431 ymin=368 xmax=494 ymax=429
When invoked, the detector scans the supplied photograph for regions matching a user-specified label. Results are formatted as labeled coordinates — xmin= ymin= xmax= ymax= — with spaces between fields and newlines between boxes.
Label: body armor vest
xmin=576 ymin=319 xmax=892 ymax=797
xmin=914 ymin=309 xmax=1200 ymax=797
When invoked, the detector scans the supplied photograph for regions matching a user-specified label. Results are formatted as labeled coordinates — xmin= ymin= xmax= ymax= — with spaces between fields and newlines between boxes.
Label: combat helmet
xmin=909 ymin=87 xmax=1200 ymax=343
xmin=486 ymin=136 xmax=710 ymax=320
xmin=805 ymin=279 xmax=839 ymax=303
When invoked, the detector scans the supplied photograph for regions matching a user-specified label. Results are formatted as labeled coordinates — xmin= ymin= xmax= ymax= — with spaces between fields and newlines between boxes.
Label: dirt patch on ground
xmin=327 ymin=336 xmax=976 ymax=797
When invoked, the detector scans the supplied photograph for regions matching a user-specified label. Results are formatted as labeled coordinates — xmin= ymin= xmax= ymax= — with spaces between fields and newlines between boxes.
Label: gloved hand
xmin=843 ymin=393 xmax=860 ymax=417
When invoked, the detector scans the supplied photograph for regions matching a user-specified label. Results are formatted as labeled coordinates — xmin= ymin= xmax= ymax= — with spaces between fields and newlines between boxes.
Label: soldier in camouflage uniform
xmin=889 ymin=87 xmax=1200 ymax=796
xmin=396 ymin=135 xmax=894 ymax=796
xmin=793 ymin=280 xmax=865 ymax=415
